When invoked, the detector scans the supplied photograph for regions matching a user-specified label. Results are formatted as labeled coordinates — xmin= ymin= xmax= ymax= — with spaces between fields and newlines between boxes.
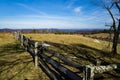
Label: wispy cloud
xmin=74 ymin=6 xmax=82 ymax=13
xmin=16 ymin=3 xmax=47 ymax=15
xmin=0 ymin=6 xmax=110 ymax=29
xmin=66 ymin=0 xmax=77 ymax=8
xmin=0 ymin=11 xmax=110 ymax=29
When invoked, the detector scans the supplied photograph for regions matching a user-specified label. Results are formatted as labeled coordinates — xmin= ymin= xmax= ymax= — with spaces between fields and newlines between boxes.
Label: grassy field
xmin=85 ymin=33 xmax=120 ymax=41
xmin=0 ymin=33 xmax=49 ymax=80
xmin=0 ymin=33 xmax=120 ymax=80
xmin=85 ymin=33 xmax=114 ymax=38
xmin=26 ymin=33 xmax=120 ymax=54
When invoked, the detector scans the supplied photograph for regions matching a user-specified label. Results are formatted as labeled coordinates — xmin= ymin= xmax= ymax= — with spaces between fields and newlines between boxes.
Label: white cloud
xmin=0 ymin=8 xmax=111 ymax=29
xmin=74 ymin=6 xmax=82 ymax=13
xmin=67 ymin=1 xmax=74 ymax=8
xmin=66 ymin=0 xmax=77 ymax=8
xmin=16 ymin=3 xmax=47 ymax=15
xmin=0 ymin=15 xmax=106 ymax=29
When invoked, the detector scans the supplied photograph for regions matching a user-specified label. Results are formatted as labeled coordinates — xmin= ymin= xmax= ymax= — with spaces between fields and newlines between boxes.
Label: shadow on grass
xmin=44 ymin=41 xmax=120 ymax=79
xmin=0 ymin=42 xmax=33 ymax=80
xmin=45 ymin=41 xmax=111 ymax=64
xmin=0 ymin=42 xmax=25 ymax=56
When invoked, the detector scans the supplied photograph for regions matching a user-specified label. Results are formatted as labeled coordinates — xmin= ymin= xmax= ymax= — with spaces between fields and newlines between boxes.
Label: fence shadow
xmin=0 ymin=42 xmax=25 ymax=56
xmin=0 ymin=43 xmax=33 ymax=80
xmin=44 ymin=41 xmax=120 ymax=79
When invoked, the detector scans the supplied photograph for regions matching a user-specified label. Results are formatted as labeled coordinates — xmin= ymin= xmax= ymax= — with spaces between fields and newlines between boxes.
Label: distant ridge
xmin=0 ymin=28 xmax=106 ymax=34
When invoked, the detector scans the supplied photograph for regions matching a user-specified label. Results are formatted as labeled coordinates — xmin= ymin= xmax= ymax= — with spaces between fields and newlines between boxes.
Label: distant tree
xmin=32 ymin=29 xmax=37 ymax=33
xmin=100 ymin=0 xmax=120 ymax=54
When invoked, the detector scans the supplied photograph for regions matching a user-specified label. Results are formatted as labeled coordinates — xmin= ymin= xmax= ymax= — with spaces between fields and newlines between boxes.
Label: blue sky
xmin=0 ymin=0 xmax=111 ymax=29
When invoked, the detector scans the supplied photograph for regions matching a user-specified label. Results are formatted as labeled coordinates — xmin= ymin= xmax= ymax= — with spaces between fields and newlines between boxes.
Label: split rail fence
xmin=14 ymin=32 xmax=120 ymax=80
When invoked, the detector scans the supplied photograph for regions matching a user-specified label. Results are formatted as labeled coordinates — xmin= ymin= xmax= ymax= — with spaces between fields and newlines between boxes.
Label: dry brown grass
xmin=0 ymin=33 xmax=49 ymax=80
xmin=25 ymin=33 xmax=120 ymax=54
xmin=0 ymin=33 xmax=120 ymax=80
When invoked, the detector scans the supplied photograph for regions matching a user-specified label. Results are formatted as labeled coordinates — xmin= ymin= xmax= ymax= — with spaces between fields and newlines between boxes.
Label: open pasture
xmin=0 ymin=33 xmax=120 ymax=80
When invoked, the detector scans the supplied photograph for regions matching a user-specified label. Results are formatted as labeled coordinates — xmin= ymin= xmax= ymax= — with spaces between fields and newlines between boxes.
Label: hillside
xmin=85 ymin=33 xmax=120 ymax=43
xmin=0 ymin=33 xmax=120 ymax=80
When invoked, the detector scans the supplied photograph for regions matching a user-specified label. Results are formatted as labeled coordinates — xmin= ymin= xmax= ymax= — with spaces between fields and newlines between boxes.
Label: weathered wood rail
xmin=14 ymin=32 xmax=120 ymax=80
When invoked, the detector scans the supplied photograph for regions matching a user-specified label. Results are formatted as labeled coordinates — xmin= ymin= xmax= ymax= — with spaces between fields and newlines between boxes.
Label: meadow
xmin=0 ymin=33 xmax=49 ymax=80
xmin=0 ymin=32 xmax=120 ymax=80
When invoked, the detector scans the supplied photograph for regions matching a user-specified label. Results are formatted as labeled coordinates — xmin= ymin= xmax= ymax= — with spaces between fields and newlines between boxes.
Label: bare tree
xmin=100 ymin=0 xmax=120 ymax=54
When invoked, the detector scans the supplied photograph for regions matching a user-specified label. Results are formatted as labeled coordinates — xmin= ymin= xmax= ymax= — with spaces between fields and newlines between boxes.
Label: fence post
xmin=24 ymin=38 xmax=28 ymax=51
xmin=20 ymin=34 xmax=23 ymax=46
xmin=15 ymin=32 xmax=19 ymax=40
xmin=34 ymin=42 xmax=38 ymax=68
xmin=83 ymin=65 xmax=94 ymax=80
xmin=96 ymin=59 xmax=101 ymax=66
xmin=18 ymin=32 xmax=20 ymax=41
xmin=14 ymin=32 xmax=17 ymax=39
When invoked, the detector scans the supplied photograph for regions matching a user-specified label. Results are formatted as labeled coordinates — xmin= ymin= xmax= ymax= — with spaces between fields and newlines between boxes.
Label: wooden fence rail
xmin=14 ymin=32 xmax=120 ymax=80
